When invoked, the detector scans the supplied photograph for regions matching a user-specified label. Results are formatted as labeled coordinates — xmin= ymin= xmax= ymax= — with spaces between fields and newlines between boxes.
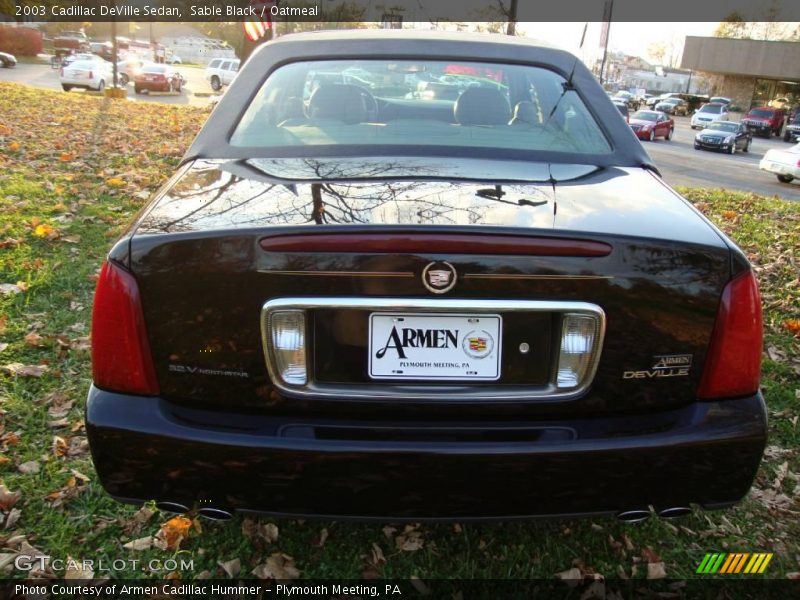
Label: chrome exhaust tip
xmin=155 ymin=501 xmax=189 ymax=514
xmin=198 ymin=507 xmax=234 ymax=521
xmin=616 ymin=509 xmax=651 ymax=524
xmin=657 ymin=506 xmax=691 ymax=519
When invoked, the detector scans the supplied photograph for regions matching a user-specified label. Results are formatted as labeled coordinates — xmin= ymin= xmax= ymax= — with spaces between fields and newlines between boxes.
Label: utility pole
xmin=598 ymin=0 xmax=614 ymax=85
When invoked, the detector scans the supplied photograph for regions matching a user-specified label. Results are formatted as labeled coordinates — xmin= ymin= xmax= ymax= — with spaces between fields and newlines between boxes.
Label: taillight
xmin=697 ymin=269 xmax=762 ymax=399
xmin=92 ymin=261 xmax=159 ymax=395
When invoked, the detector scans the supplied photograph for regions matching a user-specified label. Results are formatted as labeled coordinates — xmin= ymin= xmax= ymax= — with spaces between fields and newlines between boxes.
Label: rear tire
xmin=777 ymin=174 xmax=794 ymax=183
xmin=210 ymin=75 xmax=221 ymax=91
xmin=134 ymin=85 xmax=142 ymax=94
xmin=119 ymin=74 xmax=129 ymax=86
xmin=785 ymin=132 xmax=792 ymax=142
xmin=61 ymin=84 xmax=72 ymax=92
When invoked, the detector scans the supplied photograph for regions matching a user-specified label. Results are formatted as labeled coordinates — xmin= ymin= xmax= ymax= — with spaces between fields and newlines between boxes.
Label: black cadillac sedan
xmin=694 ymin=121 xmax=752 ymax=154
xmin=87 ymin=31 xmax=766 ymax=522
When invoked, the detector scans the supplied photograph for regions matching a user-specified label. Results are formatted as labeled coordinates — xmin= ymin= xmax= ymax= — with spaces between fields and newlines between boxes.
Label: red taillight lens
xmin=698 ymin=269 xmax=762 ymax=399
xmin=92 ymin=261 xmax=159 ymax=395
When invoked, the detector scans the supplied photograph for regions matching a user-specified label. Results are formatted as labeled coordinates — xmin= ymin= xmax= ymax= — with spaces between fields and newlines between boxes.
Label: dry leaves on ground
xmin=251 ymin=553 xmax=300 ymax=580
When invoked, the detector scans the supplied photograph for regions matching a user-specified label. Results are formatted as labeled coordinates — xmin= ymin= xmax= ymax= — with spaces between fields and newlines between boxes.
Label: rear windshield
xmin=699 ymin=104 xmax=723 ymax=113
xmin=633 ymin=111 xmax=658 ymax=122
xmin=143 ymin=65 xmax=166 ymax=73
xmin=230 ymin=59 xmax=612 ymax=156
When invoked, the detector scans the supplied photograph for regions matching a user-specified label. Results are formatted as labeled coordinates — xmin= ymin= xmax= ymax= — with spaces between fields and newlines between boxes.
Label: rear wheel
xmin=61 ymin=84 xmax=72 ymax=92
xmin=210 ymin=75 xmax=221 ymax=91
xmin=119 ymin=74 xmax=129 ymax=86
xmin=785 ymin=132 xmax=792 ymax=142
xmin=777 ymin=174 xmax=794 ymax=183
xmin=134 ymin=85 xmax=142 ymax=94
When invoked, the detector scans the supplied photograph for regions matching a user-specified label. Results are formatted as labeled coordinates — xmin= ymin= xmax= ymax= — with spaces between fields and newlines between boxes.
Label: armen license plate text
xmin=369 ymin=313 xmax=502 ymax=380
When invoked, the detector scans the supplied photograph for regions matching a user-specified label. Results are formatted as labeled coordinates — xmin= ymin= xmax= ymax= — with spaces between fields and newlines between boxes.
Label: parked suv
xmin=742 ymin=107 xmax=785 ymax=137
xmin=690 ymin=103 xmax=729 ymax=129
xmin=205 ymin=58 xmax=240 ymax=91
xmin=784 ymin=112 xmax=800 ymax=143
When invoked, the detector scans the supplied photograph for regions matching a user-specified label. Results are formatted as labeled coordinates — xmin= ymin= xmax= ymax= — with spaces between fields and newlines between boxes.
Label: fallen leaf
xmin=642 ymin=547 xmax=661 ymax=563
xmin=52 ymin=436 xmax=68 ymax=457
xmin=1 ymin=363 xmax=49 ymax=377
xmin=784 ymin=319 xmax=800 ymax=336
xmin=24 ymin=332 xmax=46 ymax=348
xmin=720 ymin=210 xmax=738 ymax=220
xmin=123 ymin=536 xmax=153 ymax=551
xmin=218 ymin=558 xmax=241 ymax=578
xmin=70 ymin=469 xmax=90 ymax=483
xmin=17 ymin=460 xmax=40 ymax=475
xmin=0 ymin=283 xmax=23 ymax=296
xmin=107 ymin=177 xmax=125 ymax=187
xmin=64 ymin=556 xmax=93 ymax=579
xmin=155 ymin=515 xmax=192 ymax=551
xmin=647 ymin=562 xmax=667 ymax=579
xmin=4 ymin=508 xmax=21 ymax=529
xmin=251 ymin=553 xmax=299 ymax=580
xmin=33 ymin=224 xmax=59 ymax=240
xmin=59 ymin=152 xmax=74 ymax=162
xmin=370 ymin=543 xmax=386 ymax=566
xmin=556 ymin=567 xmax=583 ymax=588
xmin=311 ymin=527 xmax=328 ymax=548
xmin=395 ymin=525 xmax=424 ymax=552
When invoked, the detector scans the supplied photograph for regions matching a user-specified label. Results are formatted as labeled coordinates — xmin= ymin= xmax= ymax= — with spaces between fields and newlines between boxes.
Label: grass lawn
xmin=0 ymin=82 xmax=798 ymax=582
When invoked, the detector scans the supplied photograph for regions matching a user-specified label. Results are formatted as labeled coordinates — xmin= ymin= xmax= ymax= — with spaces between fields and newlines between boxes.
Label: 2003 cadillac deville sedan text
xmin=86 ymin=31 xmax=766 ymax=521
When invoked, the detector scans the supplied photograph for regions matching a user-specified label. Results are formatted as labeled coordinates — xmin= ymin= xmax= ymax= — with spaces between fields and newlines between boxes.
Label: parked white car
xmin=205 ymin=58 xmax=240 ymax=91
xmin=60 ymin=59 xmax=112 ymax=92
xmin=759 ymin=143 xmax=800 ymax=184
xmin=690 ymin=103 xmax=729 ymax=129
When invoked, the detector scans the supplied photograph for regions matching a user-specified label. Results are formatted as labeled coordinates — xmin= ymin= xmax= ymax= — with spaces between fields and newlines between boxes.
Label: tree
xmin=714 ymin=3 xmax=799 ymax=41
xmin=646 ymin=42 xmax=667 ymax=65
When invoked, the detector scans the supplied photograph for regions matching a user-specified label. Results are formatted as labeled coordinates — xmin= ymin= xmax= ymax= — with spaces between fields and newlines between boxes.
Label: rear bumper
xmin=86 ymin=386 xmax=767 ymax=520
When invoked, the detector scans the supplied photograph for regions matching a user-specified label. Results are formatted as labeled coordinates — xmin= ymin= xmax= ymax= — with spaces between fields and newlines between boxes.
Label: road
xmin=642 ymin=115 xmax=800 ymax=201
xmin=0 ymin=61 xmax=217 ymax=107
xmin=1 ymin=63 xmax=799 ymax=200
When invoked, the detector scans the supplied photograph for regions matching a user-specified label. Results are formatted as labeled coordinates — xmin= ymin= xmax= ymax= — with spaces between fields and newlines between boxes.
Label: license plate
xmin=368 ymin=313 xmax=502 ymax=380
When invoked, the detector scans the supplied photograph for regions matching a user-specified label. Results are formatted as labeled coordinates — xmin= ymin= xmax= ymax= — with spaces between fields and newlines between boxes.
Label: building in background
xmin=681 ymin=36 xmax=800 ymax=110
xmin=595 ymin=51 xmax=709 ymax=94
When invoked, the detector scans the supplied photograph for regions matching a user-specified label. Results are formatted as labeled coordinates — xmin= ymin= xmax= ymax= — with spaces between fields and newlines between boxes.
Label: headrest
xmin=509 ymin=101 xmax=540 ymax=125
xmin=454 ymin=87 xmax=511 ymax=126
xmin=307 ymin=84 xmax=368 ymax=124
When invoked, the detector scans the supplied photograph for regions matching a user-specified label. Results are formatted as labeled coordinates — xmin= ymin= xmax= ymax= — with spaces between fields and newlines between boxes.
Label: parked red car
xmin=628 ymin=110 xmax=674 ymax=141
xmin=742 ymin=107 xmax=785 ymax=137
xmin=133 ymin=64 xmax=183 ymax=94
